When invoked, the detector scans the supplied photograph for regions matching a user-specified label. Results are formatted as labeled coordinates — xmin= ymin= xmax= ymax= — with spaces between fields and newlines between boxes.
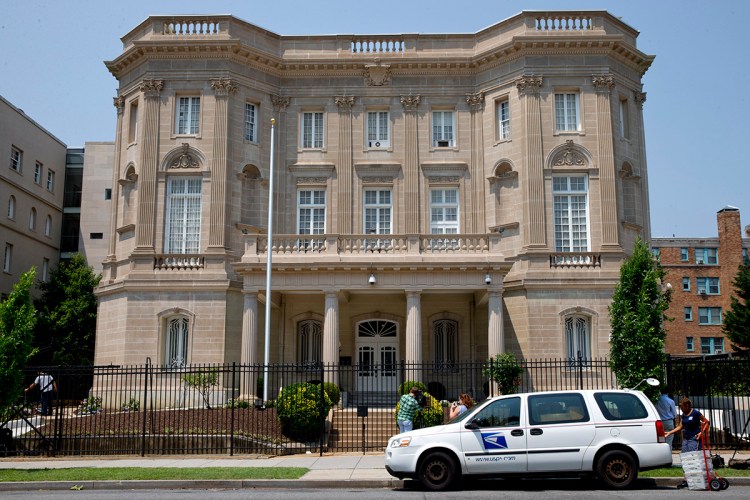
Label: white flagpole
xmin=263 ymin=118 xmax=276 ymax=406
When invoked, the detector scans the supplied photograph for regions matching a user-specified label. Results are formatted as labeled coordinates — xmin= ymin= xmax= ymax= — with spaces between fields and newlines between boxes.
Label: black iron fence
xmin=2 ymin=356 xmax=748 ymax=457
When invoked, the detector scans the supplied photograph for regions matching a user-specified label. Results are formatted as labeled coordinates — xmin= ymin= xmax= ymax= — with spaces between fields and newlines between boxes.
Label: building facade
xmin=653 ymin=207 xmax=750 ymax=356
xmin=96 ymin=12 xmax=654 ymax=394
xmin=0 ymin=95 xmax=66 ymax=299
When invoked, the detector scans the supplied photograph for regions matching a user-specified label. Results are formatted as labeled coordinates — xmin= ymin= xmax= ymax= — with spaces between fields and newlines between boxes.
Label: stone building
xmin=95 ymin=11 xmax=654 ymax=393
xmin=653 ymin=207 xmax=750 ymax=356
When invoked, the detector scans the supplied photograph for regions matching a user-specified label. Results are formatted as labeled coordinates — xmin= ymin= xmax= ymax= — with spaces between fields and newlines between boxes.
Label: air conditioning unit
xmin=368 ymin=141 xmax=382 ymax=148
xmin=697 ymin=258 xmax=704 ymax=264
xmin=699 ymin=289 xmax=706 ymax=295
xmin=437 ymin=140 xmax=450 ymax=147
xmin=714 ymin=350 xmax=723 ymax=355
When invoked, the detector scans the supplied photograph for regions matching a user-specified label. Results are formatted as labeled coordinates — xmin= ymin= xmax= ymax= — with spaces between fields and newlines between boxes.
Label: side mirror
xmin=464 ymin=421 xmax=479 ymax=430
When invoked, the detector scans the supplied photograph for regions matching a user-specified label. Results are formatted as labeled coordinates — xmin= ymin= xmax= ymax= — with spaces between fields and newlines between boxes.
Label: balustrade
xmin=154 ymin=254 xmax=205 ymax=270
xmin=549 ymin=252 xmax=601 ymax=268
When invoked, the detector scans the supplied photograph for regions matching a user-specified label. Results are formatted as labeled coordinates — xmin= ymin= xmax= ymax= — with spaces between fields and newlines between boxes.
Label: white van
xmin=385 ymin=389 xmax=672 ymax=490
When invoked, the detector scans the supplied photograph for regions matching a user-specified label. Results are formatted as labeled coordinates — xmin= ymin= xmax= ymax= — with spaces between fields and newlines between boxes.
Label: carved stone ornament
xmin=428 ymin=175 xmax=462 ymax=184
xmin=296 ymin=177 xmax=328 ymax=185
xmin=515 ymin=76 xmax=543 ymax=95
xmin=361 ymin=176 xmax=394 ymax=184
xmin=170 ymin=143 xmax=200 ymax=169
xmin=139 ymin=79 xmax=164 ymax=97
xmin=335 ymin=96 xmax=356 ymax=110
xmin=400 ymin=94 xmax=421 ymax=111
xmin=465 ymin=92 xmax=485 ymax=110
xmin=113 ymin=96 xmax=125 ymax=114
xmin=592 ymin=74 xmax=615 ymax=92
xmin=210 ymin=78 xmax=237 ymax=96
xmin=553 ymin=140 xmax=586 ymax=167
xmin=364 ymin=63 xmax=392 ymax=86
xmin=634 ymin=91 xmax=647 ymax=108
xmin=271 ymin=94 xmax=290 ymax=112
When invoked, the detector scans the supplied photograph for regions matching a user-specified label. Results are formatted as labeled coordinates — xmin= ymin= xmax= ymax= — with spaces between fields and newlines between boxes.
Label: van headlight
xmin=390 ymin=437 xmax=412 ymax=448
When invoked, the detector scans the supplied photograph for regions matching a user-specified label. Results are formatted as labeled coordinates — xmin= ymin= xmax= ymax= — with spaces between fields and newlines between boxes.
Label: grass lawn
xmin=641 ymin=467 xmax=750 ymax=478
xmin=0 ymin=467 xmax=307 ymax=482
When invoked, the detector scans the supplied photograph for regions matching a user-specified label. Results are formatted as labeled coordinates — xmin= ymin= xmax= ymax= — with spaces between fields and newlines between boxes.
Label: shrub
xmin=182 ymin=369 xmax=219 ymax=409
xmin=224 ymin=398 xmax=251 ymax=409
xmin=79 ymin=395 xmax=102 ymax=415
xmin=322 ymin=382 xmax=341 ymax=406
xmin=121 ymin=397 xmax=140 ymax=412
xmin=483 ymin=353 xmax=524 ymax=395
xmin=276 ymin=382 xmax=332 ymax=442
xmin=398 ymin=380 xmax=427 ymax=396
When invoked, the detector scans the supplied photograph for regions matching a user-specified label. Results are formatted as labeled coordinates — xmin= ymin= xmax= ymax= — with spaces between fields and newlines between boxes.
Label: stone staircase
xmin=345 ymin=391 xmax=399 ymax=408
xmin=328 ymin=407 xmax=397 ymax=451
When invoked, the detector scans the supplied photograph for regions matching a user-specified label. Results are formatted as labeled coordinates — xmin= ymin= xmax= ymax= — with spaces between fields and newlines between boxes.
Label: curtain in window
xmin=166 ymin=317 xmax=189 ymax=368
xmin=165 ymin=177 xmax=202 ymax=253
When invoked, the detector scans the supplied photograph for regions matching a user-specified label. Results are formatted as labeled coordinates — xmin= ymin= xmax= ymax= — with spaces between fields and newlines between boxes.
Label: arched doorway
xmin=356 ymin=319 xmax=398 ymax=392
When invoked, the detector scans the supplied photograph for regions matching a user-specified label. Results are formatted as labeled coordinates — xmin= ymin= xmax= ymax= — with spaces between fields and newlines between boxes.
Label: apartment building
xmin=653 ymin=207 xmax=750 ymax=356
xmin=95 ymin=11 xmax=655 ymax=394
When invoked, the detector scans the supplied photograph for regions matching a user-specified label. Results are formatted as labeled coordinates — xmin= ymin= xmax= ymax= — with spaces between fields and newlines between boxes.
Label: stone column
xmin=405 ymin=290 xmax=422 ymax=381
xmin=487 ymin=290 xmax=504 ymax=357
xmin=103 ymin=96 xmax=125 ymax=282
xmin=515 ymin=76 xmax=546 ymax=250
xmin=323 ymin=290 xmax=340 ymax=386
xmin=401 ymin=95 xmax=421 ymax=233
xmin=335 ymin=96 xmax=355 ymax=234
xmin=634 ymin=90 xmax=651 ymax=239
xmin=592 ymin=75 xmax=621 ymax=250
xmin=208 ymin=78 xmax=236 ymax=249
xmin=465 ymin=93 xmax=485 ymax=233
xmin=134 ymin=79 xmax=163 ymax=250
xmin=240 ymin=290 xmax=259 ymax=397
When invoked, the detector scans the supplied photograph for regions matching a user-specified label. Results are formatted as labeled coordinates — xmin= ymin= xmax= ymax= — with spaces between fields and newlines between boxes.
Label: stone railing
xmin=549 ymin=253 xmax=601 ymax=268
xmin=154 ymin=254 xmax=205 ymax=270
xmin=339 ymin=236 xmax=408 ymax=254
xmin=161 ymin=18 xmax=222 ymax=35
xmin=257 ymin=236 xmax=329 ymax=254
xmin=534 ymin=14 xmax=594 ymax=31
xmin=421 ymin=235 xmax=491 ymax=254
xmin=350 ymin=37 xmax=405 ymax=53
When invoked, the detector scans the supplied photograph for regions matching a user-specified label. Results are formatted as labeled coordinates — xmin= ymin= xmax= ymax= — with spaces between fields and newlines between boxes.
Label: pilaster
xmin=592 ymin=74 xmax=621 ymax=250
xmin=134 ymin=79 xmax=163 ymax=251
xmin=103 ymin=96 xmax=125 ymax=281
xmin=208 ymin=78 xmax=236 ymax=250
xmin=401 ymin=95 xmax=421 ymax=233
xmin=335 ymin=96 xmax=355 ymax=234
xmin=487 ymin=290 xmax=504 ymax=356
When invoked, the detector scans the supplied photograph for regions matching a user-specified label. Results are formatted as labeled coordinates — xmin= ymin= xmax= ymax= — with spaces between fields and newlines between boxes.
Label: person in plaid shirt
xmin=397 ymin=387 xmax=421 ymax=433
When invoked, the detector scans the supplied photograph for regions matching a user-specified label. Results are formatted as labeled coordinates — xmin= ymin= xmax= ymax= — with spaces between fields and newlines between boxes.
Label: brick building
xmin=652 ymin=207 xmax=750 ymax=355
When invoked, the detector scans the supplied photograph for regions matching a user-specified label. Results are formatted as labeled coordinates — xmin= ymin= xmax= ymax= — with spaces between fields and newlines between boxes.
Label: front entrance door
xmin=356 ymin=320 xmax=398 ymax=393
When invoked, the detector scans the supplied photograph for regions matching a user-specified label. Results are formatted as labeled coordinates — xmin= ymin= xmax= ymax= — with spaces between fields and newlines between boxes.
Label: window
xmin=298 ymin=189 xmax=326 ymax=235
xmin=553 ymin=176 xmax=589 ymax=252
xmin=90 ymin=233 xmax=103 ymax=240
xmin=529 ymin=393 xmax=589 ymax=425
xmin=301 ymin=111 xmax=324 ymax=148
xmin=176 ymin=96 xmax=200 ymax=135
xmin=430 ymin=189 xmax=459 ymax=234
xmin=565 ymin=315 xmax=590 ymax=365
xmin=46 ymin=170 xmax=55 ymax=192
xmin=7 ymin=195 xmax=15 ymax=219
xmin=44 ymin=215 xmax=52 ymax=237
xmin=651 ymin=247 xmax=660 ymax=260
xmin=165 ymin=177 xmax=202 ymax=253
xmin=34 ymin=162 xmax=43 ymax=184
xmin=364 ymin=189 xmax=392 ymax=235
xmin=682 ymin=277 xmax=690 ymax=291
xmin=594 ymin=392 xmax=647 ymax=421
xmin=497 ymin=99 xmax=510 ymax=140
xmin=104 ymin=188 xmax=112 ymax=200
xmin=555 ymin=92 xmax=580 ymax=131
xmin=698 ymin=307 xmax=722 ymax=325
xmin=618 ymin=97 xmax=629 ymax=138
xmin=684 ymin=307 xmax=693 ymax=321
xmin=680 ymin=248 xmax=689 ymax=262
xmin=366 ymin=111 xmax=390 ymax=148
xmin=166 ymin=317 xmax=189 ymax=368
xmin=470 ymin=397 xmax=521 ymax=428
xmin=297 ymin=319 xmax=322 ymax=366
xmin=686 ymin=337 xmax=694 ymax=352
xmin=42 ymin=258 xmax=49 ymax=282
xmin=3 ymin=243 xmax=12 ymax=273
xmin=128 ymin=100 xmax=138 ymax=143
xmin=696 ymin=277 xmax=720 ymax=295
xmin=244 ymin=103 xmax=257 ymax=142
xmin=432 ymin=110 xmax=455 ymax=147
xmin=29 ymin=208 xmax=36 ymax=231
xmin=701 ymin=337 xmax=724 ymax=355
xmin=695 ymin=247 xmax=718 ymax=265
xmin=433 ymin=319 xmax=458 ymax=370
xmin=10 ymin=146 xmax=22 ymax=172
xmin=744 ymin=248 xmax=749 ymax=264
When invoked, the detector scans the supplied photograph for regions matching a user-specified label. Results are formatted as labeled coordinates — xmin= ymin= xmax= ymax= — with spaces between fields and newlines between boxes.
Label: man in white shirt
xmin=25 ymin=371 xmax=57 ymax=416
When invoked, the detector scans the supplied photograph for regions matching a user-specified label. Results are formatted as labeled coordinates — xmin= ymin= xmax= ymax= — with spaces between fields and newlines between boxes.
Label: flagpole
xmin=263 ymin=118 xmax=275 ymax=406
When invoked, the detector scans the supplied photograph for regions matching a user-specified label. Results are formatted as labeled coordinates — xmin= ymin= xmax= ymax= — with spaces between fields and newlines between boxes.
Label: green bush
xmin=398 ymin=380 xmax=428 ymax=395
xmin=394 ymin=391 xmax=444 ymax=429
xmin=483 ymin=353 xmax=523 ymax=395
xmin=224 ymin=398 xmax=251 ymax=409
xmin=276 ymin=382 xmax=332 ymax=442
xmin=121 ymin=397 xmax=140 ymax=412
xmin=322 ymin=382 xmax=341 ymax=406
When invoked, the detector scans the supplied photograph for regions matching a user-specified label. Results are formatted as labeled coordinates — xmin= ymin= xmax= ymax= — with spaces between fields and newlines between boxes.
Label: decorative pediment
xmin=289 ymin=162 xmax=335 ymax=180
xmin=354 ymin=162 xmax=401 ymax=180
xmin=420 ymin=161 xmax=468 ymax=178
xmin=550 ymin=140 xmax=588 ymax=167
xmin=168 ymin=143 xmax=202 ymax=169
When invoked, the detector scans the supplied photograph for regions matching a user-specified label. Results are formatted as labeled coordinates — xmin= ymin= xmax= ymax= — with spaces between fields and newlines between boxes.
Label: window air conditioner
xmin=437 ymin=140 xmax=450 ymax=147
xmin=697 ymin=258 xmax=704 ymax=264
xmin=699 ymin=288 xmax=706 ymax=295
xmin=714 ymin=350 xmax=723 ymax=354
xmin=368 ymin=141 xmax=382 ymax=148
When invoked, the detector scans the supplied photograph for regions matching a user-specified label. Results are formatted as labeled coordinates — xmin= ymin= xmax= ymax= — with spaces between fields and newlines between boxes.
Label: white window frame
xmin=165 ymin=316 xmax=189 ymax=368
xmin=164 ymin=176 xmax=202 ymax=254
xmin=686 ymin=336 xmax=694 ymax=352
xmin=34 ymin=162 xmax=43 ymax=184
xmin=680 ymin=247 xmax=689 ymax=262
xmin=433 ymin=319 xmax=458 ymax=371
xmin=175 ymin=96 xmax=201 ymax=135
xmin=684 ymin=306 xmax=692 ymax=321
xmin=697 ymin=277 xmax=720 ymax=295
xmin=565 ymin=315 xmax=591 ymax=367
xmin=698 ymin=307 xmax=722 ymax=325
xmin=696 ymin=247 xmax=718 ymax=265
xmin=7 ymin=195 xmax=15 ymax=219
xmin=3 ymin=243 xmax=12 ymax=273
xmin=364 ymin=189 xmax=392 ymax=235
xmin=682 ymin=277 xmax=690 ymax=291
xmin=555 ymin=92 xmax=581 ymax=132
xmin=10 ymin=146 xmax=22 ymax=172
xmin=46 ymin=170 xmax=55 ymax=192
xmin=432 ymin=110 xmax=455 ymax=148
xmin=300 ymin=111 xmax=324 ymax=149
xmin=366 ymin=110 xmax=390 ymax=149
xmin=297 ymin=319 xmax=323 ymax=366
xmin=297 ymin=188 xmax=326 ymax=252
xmin=244 ymin=102 xmax=257 ymax=142
xmin=700 ymin=337 xmax=724 ymax=355
xmin=430 ymin=188 xmax=459 ymax=234
xmin=553 ymin=176 xmax=590 ymax=252
xmin=497 ymin=99 xmax=510 ymax=140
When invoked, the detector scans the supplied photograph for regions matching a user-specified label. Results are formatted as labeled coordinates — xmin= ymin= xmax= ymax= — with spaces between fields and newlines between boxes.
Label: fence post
xmin=140 ymin=358 xmax=150 ymax=457
xmin=577 ymin=351 xmax=584 ymax=390
xmin=319 ymin=362 xmax=325 ymax=456
xmin=230 ymin=362 xmax=236 ymax=456
xmin=489 ymin=357 xmax=494 ymax=398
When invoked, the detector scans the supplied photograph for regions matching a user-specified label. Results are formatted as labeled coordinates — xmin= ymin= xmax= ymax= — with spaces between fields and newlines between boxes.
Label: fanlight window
xmin=358 ymin=320 xmax=397 ymax=338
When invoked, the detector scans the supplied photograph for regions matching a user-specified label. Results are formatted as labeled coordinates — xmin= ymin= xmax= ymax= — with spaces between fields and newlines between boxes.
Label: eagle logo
xmin=481 ymin=432 xmax=508 ymax=449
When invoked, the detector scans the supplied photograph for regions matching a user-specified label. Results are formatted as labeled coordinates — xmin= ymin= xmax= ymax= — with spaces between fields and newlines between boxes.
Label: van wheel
xmin=418 ymin=451 xmax=456 ymax=491
xmin=596 ymin=450 xmax=637 ymax=488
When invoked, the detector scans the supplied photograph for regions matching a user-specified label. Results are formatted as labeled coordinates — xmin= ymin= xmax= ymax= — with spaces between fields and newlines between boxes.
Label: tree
xmin=723 ymin=262 xmax=750 ymax=350
xmin=609 ymin=238 xmax=671 ymax=400
xmin=33 ymin=254 xmax=101 ymax=366
xmin=483 ymin=353 xmax=524 ymax=395
xmin=0 ymin=269 xmax=38 ymax=415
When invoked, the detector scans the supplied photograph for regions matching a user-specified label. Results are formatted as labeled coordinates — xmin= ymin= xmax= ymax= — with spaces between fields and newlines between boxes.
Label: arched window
xmin=7 ymin=195 xmax=15 ymax=219
xmin=565 ymin=315 xmax=590 ymax=368
xmin=44 ymin=215 xmax=52 ymax=237
xmin=166 ymin=317 xmax=189 ymax=368
xmin=433 ymin=319 xmax=458 ymax=370
xmin=297 ymin=319 xmax=322 ymax=366
xmin=29 ymin=207 xmax=37 ymax=230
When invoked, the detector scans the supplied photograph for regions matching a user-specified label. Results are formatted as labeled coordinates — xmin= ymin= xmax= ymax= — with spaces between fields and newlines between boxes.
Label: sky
xmin=1 ymin=0 xmax=748 ymax=238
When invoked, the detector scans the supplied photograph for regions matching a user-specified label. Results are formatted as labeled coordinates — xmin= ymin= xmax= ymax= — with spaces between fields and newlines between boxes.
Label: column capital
xmin=271 ymin=94 xmax=290 ymax=112
xmin=592 ymin=74 xmax=615 ymax=93
xmin=634 ymin=90 xmax=647 ymax=108
xmin=515 ymin=75 xmax=543 ymax=95
xmin=113 ymin=96 xmax=125 ymax=114
xmin=465 ymin=92 xmax=485 ymax=111
xmin=139 ymin=79 xmax=164 ymax=98
xmin=334 ymin=95 xmax=355 ymax=111
xmin=405 ymin=289 xmax=422 ymax=298
xmin=400 ymin=94 xmax=421 ymax=111
xmin=210 ymin=78 xmax=237 ymax=97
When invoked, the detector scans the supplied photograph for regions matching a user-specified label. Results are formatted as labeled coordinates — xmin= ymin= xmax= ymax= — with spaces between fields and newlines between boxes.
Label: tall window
xmin=682 ymin=277 xmax=690 ymax=291
xmin=128 ymin=100 xmax=138 ymax=143
xmin=696 ymin=277 xmax=720 ymax=295
xmin=364 ymin=189 xmax=392 ymax=234
xmin=686 ymin=337 xmax=694 ymax=352
xmin=298 ymin=189 xmax=326 ymax=235
xmin=432 ymin=110 xmax=455 ymax=147
xmin=176 ymin=96 xmax=200 ymax=135
xmin=555 ymin=92 xmax=580 ymax=131
xmin=366 ymin=111 xmax=389 ymax=148
xmin=301 ymin=111 xmax=324 ymax=148
xmin=3 ymin=243 xmax=12 ymax=273
xmin=433 ymin=319 xmax=458 ymax=370
xmin=42 ymin=258 xmax=49 ymax=282
xmin=553 ymin=176 xmax=589 ymax=252
xmin=701 ymin=337 xmax=724 ymax=354
xmin=166 ymin=317 xmax=189 ymax=368
xmin=7 ymin=195 xmax=15 ymax=219
xmin=46 ymin=170 xmax=55 ymax=192
xmin=695 ymin=248 xmax=718 ymax=265
xmin=244 ymin=103 xmax=257 ymax=141
xmin=430 ymin=188 xmax=459 ymax=234
xmin=297 ymin=320 xmax=322 ymax=366
xmin=34 ymin=162 xmax=43 ymax=184
xmin=29 ymin=208 xmax=36 ymax=230
xmin=10 ymin=146 xmax=22 ymax=172
xmin=698 ymin=307 xmax=722 ymax=325
xmin=44 ymin=215 xmax=52 ymax=237
xmin=497 ymin=99 xmax=510 ymax=140
xmin=618 ymin=97 xmax=629 ymax=138
xmin=165 ymin=177 xmax=202 ymax=253
xmin=684 ymin=307 xmax=692 ymax=321
xmin=680 ymin=247 xmax=689 ymax=261
xmin=565 ymin=315 xmax=590 ymax=364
